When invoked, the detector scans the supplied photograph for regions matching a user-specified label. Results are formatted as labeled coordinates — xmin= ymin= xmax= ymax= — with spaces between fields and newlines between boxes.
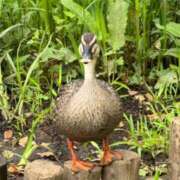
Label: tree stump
xmin=0 ymin=156 xmax=7 ymax=180
xmin=24 ymin=159 xmax=64 ymax=180
xmin=23 ymin=151 xmax=140 ymax=180
xmin=168 ymin=116 xmax=180 ymax=180
xmin=102 ymin=150 xmax=140 ymax=180
xmin=63 ymin=161 xmax=102 ymax=180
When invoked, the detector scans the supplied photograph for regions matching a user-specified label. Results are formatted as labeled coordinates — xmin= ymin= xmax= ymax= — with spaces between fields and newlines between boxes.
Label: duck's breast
xmin=56 ymin=80 xmax=122 ymax=141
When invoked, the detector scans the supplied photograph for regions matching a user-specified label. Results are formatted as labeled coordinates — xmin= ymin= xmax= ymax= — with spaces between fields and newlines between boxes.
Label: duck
xmin=55 ymin=32 xmax=123 ymax=172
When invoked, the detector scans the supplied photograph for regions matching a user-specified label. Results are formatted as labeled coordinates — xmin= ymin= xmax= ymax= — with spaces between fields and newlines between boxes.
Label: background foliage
xmin=0 ymin=0 xmax=180 ymax=177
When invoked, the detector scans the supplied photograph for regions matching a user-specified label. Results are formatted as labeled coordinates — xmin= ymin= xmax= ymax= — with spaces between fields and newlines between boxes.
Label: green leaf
xmin=0 ymin=0 xmax=3 ymax=17
xmin=115 ymin=57 xmax=124 ymax=66
xmin=41 ymin=47 xmax=77 ymax=63
xmin=40 ymin=47 xmax=64 ymax=62
xmin=156 ymin=21 xmax=180 ymax=38
xmin=155 ymin=69 xmax=178 ymax=97
xmin=61 ymin=0 xmax=97 ymax=32
xmin=175 ymin=39 xmax=180 ymax=47
xmin=107 ymin=0 xmax=129 ymax=51
xmin=165 ymin=48 xmax=180 ymax=59
xmin=166 ymin=22 xmax=180 ymax=37
xmin=39 ymin=0 xmax=55 ymax=33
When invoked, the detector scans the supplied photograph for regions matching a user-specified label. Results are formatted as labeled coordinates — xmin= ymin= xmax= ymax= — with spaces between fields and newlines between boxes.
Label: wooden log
xmin=0 ymin=156 xmax=7 ymax=180
xmin=102 ymin=150 xmax=140 ymax=180
xmin=168 ymin=116 xmax=180 ymax=180
xmin=24 ymin=159 xmax=64 ymax=180
xmin=63 ymin=161 xmax=102 ymax=180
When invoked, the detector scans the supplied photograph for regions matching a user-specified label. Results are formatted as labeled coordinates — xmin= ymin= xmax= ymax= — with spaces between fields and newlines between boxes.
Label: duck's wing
xmin=55 ymin=80 xmax=83 ymax=113
xmin=97 ymin=80 xmax=123 ymax=123
xmin=97 ymin=80 xmax=120 ymax=100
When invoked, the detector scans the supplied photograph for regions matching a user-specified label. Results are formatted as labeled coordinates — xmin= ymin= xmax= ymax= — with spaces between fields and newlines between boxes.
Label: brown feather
xmin=55 ymin=79 xmax=122 ymax=142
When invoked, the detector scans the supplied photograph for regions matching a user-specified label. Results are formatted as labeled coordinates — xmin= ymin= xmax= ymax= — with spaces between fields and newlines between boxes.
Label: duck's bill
xmin=81 ymin=58 xmax=91 ymax=64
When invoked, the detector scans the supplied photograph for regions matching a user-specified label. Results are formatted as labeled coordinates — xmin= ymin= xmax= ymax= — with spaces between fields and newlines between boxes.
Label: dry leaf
xmin=8 ymin=164 xmax=18 ymax=174
xmin=37 ymin=151 xmax=55 ymax=158
xmin=128 ymin=90 xmax=138 ymax=96
xmin=147 ymin=113 xmax=166 ymax=121
xmin=8 ymin=164 xmax=24 ymax=174
xmin=145 ymin=93 xmax=154 ymax=102
xmin=134 ymin=94 xmax=145 ymax=103
xmin=154 ymin=39 xmax=161 ymax=50
xmin=4 ymin=130 xmax=13 ymax=140
xmin=123 ymin=136 xmax=128 ymax=141
xmin=118 ymin=121 xmax=124 ymax=128
xmin=19 ymin=136 xmax=28 ymax=147
xmin=147 ymin=114 xmax=159 ymax=121
xmin=40 ymin=142 xmax=51 ymax=148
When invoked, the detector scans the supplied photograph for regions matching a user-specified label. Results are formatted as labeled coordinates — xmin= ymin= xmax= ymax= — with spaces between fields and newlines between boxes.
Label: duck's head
xmin=79 ymin=33 xmax=100 ymax=65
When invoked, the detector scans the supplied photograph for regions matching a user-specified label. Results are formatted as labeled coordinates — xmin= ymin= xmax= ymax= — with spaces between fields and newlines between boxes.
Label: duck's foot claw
xmin=101 ymin=150 xmax=123 ymax=166
xmin=71 ymin=160 xmax=95 ymax=172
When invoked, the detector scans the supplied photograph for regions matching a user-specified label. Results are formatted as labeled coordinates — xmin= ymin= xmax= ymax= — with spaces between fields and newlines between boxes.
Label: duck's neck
xmin=84 ymin=61 xmax=96 ymax=83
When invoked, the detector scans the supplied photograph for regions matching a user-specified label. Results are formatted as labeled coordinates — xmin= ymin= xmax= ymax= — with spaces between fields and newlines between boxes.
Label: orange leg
xmin=67 ymin=138 xmax=95 ymax=172
xmin=101 ymin=137 xmax=123 ymax=165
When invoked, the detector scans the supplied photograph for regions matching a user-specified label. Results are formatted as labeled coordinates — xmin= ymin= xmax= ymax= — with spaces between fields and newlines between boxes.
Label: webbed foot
xmin=67 ymin=138 xmax=95 ymax=172
xmin=71 ymin=159 xmax=95 ymax=172
xmin=101 ymin=137 xmax=123 ymax=165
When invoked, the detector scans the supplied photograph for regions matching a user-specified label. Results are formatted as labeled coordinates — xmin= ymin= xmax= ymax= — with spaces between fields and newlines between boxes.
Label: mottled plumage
xmin=55 ymin=79 xmax=122 ymax=142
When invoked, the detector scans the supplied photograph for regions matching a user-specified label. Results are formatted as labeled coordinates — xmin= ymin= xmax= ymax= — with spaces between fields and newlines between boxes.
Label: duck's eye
xmin=79 ymin=43 xmax=83 ymax=56
xmin=91 ymin=43 xmax=100 ymax=57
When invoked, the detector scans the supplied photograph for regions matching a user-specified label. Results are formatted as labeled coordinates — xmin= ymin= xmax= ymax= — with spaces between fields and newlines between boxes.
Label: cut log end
xmin=168 ymin=116 xmax=180 ymax=180
xmin=24 ymin=159 xmax=63 ymax=180
xmin=23 ymin=150 xmax=140 ymax=180
xmin=102 ymin=150 xmax=140 ymax=180
xmin=63 ymin=161 xmax=102 ymax=180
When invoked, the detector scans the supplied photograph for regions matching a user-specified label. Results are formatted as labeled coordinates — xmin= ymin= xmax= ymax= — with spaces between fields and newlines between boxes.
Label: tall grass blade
xmin=16 ymin=35 xmax=52 ymax=114
xmin=39 ymin=0 xmax=54 ymax=33
xmin=6 ymin=53 xmax=17 ymax=74
xmin=0 ymin=24 xmax=22 ymax=38
xmin=0 ymin=0 xmax=2 ymax=18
